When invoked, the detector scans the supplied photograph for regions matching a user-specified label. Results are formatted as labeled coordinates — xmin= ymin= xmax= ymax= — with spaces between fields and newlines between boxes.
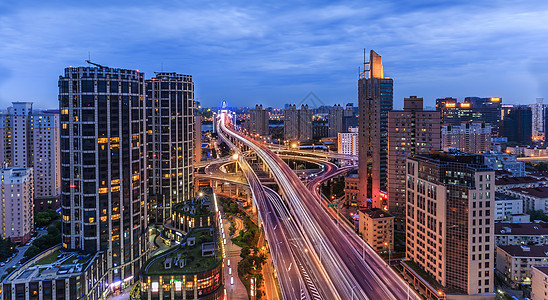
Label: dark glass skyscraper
xmin=501 ymin=105 xmax=532 ymax=145
xmin=146 ymin=72 xmax=195 ymax=224
xmin=59 ymin=65 xmax=149 ymax=283
xmin=436 ymin=97 xmax=502 ymax=136
xmin=358 ymin=50 xmax=393 ymax=208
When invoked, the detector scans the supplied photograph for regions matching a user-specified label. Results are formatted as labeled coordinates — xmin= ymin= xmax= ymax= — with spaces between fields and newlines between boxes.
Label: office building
xmin=284 ymin=104 xmax=312 ymax=141
xmin=358 ymin=50 xmax=393 ymax=208
xmin=0 ymin=167 xmax=33 ymax=244
xmin=146 ymin=72 xmax=195 ymax=224
xmin=358 ymin=208 xmax=394 ymax=252
xmin=404 ymin=151 xmax=494 ymax=296
xmin=530 ymin=98 xmax=545 ymax=142
xmin=0 ymin=103 xmax=61 ymax=212
xmin=497 ymin=245 xmax=548 ymax=288
xmin=441 ymin=122 xmax=491 ymax=153
xmin=328 ymin=104 xmax=344 ymax=137
xmin=337 ymin=127 xmax=358 ymax=156
xmin=59 ymin=65 xmax=149 ymax=285
xmin=501 ymin=105 xmax=532 ymax=145
xmin=436 ymin=97 xmax=501 ymax=136
xmin=249 ymin=104 xmax=269 ymax=137
xmin=387 ymin=96 xmax=441 ymax=223
xmin=478 ymin=152 xmax=525 ymax=176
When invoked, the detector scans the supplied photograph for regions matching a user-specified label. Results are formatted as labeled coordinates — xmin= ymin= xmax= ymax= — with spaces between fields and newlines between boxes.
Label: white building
xmin=497 ymin=245 xmax=548 ymax=288
xmin=495 ymin=193 xmax=523 ymax=221
xmin=479 ymin=152 xmax=525 ymax=176
xmin=0 ymin=167 xmax=33 ymax=244
xmin=495 ymin=223 xmax=548 ymax=246
xmin=337 ymin=127 xmax=358 ymax=156
xmin=531 ymin=266 xmax=548 ymax=300
xmin=0 ymin=103 xmax=60 ymax=212
xmin=506 ymin=187 xmax=548 ymax=214
xmin=530 ymin=98 xmax=545 ymax=142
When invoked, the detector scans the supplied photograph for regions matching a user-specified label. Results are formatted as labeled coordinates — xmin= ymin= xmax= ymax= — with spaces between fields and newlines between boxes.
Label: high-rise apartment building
xmin=328 ymin=104 xmax=344 ymax=137
xmin=59 ymin=65 xmax=148 ymax=284
xmin=0 ymin=103 xmax=61 ymax=212
xmin=249 ymin=104 xmax=269 ymax=137
xmin=441 ymin=122 xmax=491 ymax=153
xmin=343 ymin=103 xmax=358 ymax=129
xmin=146 ymin=72 xmax=195 ymax=224
xmin=436 ymin=97 xmax=502 ymax=136
xmin=284 ymin=104 xmax=312 ymax=141
xmin=405 ymin=151 xmax=494 ymax=296
xmin=501 ymin=105 xmax=532 ymax=145
xmin=195 ymin=114 xmax=202 ymax=164
xmin=0 ymin=167 xmax=33 ymax=244
xmin=358 ymin=50 xmax=393 ymax=208
xmin=387 ymin=97 xmax=441 ymax=225
xmin=530 ymin=98 xmax=545 ymax=141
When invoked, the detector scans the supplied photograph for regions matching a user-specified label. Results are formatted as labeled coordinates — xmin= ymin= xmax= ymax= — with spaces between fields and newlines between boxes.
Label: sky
xmin=0 ymin=0 xmax=547 ymax=110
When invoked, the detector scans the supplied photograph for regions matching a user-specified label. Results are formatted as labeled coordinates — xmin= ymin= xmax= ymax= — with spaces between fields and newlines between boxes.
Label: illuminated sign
xmin=175 ymin=281 xmax=182 ymax=291
xmin=460 ymin=103 xmax=471 ymax=108
xmin=445 ymin=103 xmax=456 ymax=108
xmin=491 ymin=97 xmax=501 ymax=102
xmin=152 ymin=282 xmax=159 ymax=293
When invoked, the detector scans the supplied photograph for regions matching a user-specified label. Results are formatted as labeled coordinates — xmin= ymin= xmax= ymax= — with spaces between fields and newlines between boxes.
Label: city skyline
xmin=1 ymin=0 xmax=548 ymax=109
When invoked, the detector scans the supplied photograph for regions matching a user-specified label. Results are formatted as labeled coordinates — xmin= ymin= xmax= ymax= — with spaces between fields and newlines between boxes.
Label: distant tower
xmin=358 ymin=50 xmax=393 ymax=208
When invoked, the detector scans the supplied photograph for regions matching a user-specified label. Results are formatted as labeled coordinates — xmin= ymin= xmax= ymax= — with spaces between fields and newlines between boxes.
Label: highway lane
xmin=220 ymin=113 xmax=420 ymax=300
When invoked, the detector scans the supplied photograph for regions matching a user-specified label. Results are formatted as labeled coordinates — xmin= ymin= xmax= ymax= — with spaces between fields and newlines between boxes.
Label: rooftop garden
xmin=143 ymin=227 xmax=221 ymax=276
xmin=173 ymin=196 xmax=213 ymax=218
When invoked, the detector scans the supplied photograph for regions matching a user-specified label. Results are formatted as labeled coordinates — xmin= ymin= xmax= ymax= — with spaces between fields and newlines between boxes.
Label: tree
xmin=24 ymin=245 xmax=41 ymax=259
xmin=0 ymin=238 xmax=16 ymax=262
xmin=528 ymin=210 xmax=548 ymax=222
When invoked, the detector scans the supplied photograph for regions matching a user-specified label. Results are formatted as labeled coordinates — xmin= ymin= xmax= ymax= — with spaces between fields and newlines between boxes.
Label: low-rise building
xmin=531 ymin=266 xmax=548 ymax=300
xmin=495 ymin=193 xmax=523 ymax=221
xmin=506 ymin=187 xmax=548 ymax=213
xmin=343 ymin=173 xmax=359 ymax=206
xmin=496 ymin=245 xmax=548 ymax=288
xmin=495 ymin=223 xmax=548 ymax=246
xmin=171 ymin=195 xmax=214 ymax=233
xmin=495 ymin=176 xmax=545 ymax=192
xmin=140 ymin=227 xmax=224 ymax=300
xmin=508 ymin=214 xmax=531 ymax=223
xmin=0 ymin=167 xmax=34 ymax=244
xmin=478 ymin=152 xmax=525 ymax=176
xmin=1 ymin=246 xmax=107 ymax=300
xmin=358 ymin=208 xmax=394 ymax=252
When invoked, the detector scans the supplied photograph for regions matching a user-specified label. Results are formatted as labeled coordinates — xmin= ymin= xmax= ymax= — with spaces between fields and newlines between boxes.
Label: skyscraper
xmin=387 ymin=96 xmax=441 ymax=227
xmin=328 ymin=104 xmax=343 ymax=137
xmin=436 ymin=97 xmax=502 ymax=136
xmin=284 ymin=104 xmax=312 ymax=141
xmin=405 ymin=150 xmax=494 ymax=296
xmin=530 ymin=98 xmax=545 ymax=141
xmin=0 ymin=103 xmax=61 ymax=212
xmin=0 ymin=167 xmax=33 ymax=244
xmin=59 ymin=65 xmax=148 ymax=283
xmin=250 ymin=104 xmax=270 ymax=137
xmin=501 ymin=105 xmax=533 ymax=145
xmin=146 ymin=72 xmax=195 ymax=224
xmin=358 ymin=50 xmax=393 ymax=208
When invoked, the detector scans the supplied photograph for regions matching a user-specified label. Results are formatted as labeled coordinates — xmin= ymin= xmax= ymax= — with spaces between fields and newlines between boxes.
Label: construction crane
xmin=85 ymin=60 xmax=106 ymax=68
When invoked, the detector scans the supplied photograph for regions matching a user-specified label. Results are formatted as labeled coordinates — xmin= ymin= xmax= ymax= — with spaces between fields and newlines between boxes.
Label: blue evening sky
xmin=0 ymin=0 xmax=547 ymax=109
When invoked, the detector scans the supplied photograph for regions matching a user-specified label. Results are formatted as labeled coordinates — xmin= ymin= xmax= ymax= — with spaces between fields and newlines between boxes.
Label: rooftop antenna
xmin=85 ymin=60 xmax=106 ymax=68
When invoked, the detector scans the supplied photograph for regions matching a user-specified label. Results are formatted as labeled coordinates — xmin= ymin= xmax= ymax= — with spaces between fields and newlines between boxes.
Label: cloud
xmin=0 ymin=0 xmax=547 ymax=108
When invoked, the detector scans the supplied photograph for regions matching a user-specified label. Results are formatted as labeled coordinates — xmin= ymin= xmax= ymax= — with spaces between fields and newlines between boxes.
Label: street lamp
xmin=384 ymin=241 xmax=391 ymax=264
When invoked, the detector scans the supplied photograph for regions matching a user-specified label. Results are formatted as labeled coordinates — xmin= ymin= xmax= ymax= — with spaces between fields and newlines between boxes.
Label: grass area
xmin=33 ymin=250 xmax=61 ymax=266
xmin=144 ymin=228 xmax=221 ymax=275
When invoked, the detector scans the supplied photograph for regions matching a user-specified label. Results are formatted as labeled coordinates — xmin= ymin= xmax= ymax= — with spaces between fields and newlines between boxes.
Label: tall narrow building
xmin=328 ymin=104 xmax=344 ymax=137
xmin=284 ymin=104 xmax=312 ymax=141
xmin=358 ymin=50 xmax=393 ymax=208
xmin=250 ymin=104 xmax=270 ymax=137
xmin=0 ymin=103 xmax=61 ymax=212
xmin=59 ymin=65 xmax=149 ymax=284
xmin=404 ymin=150 xmax=494 ymax=297
xmin=146 ymin=72 xmax=195 ymax=224
xmin=387 ymin=96 xmax=440 ymax=228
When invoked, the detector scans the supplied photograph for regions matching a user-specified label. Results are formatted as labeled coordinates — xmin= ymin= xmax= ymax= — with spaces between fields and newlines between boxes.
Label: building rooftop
xmin=529 ymin=172 xmax=548 ymax=178
xmin=496 ymin=223 xmax=548 ymax=235
xmin=498 ymin=245 xmax=548 ymax=257
xmin=495 ymin=170 xmax=513 ymax=177
xmin=143 ymin=227 xmax=221 ymax=276
xmin=495 ymin=192 xmax=520 ymax=201
xmin=496 ymin=176 xmax=540 ymax=186
xmin=533 ymin=266 xmax=548 ymax=276
xmin=359 ymin=208 xmax=394 ymax=219
xmin=509 ymin=187 xmax=548 ymax=198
